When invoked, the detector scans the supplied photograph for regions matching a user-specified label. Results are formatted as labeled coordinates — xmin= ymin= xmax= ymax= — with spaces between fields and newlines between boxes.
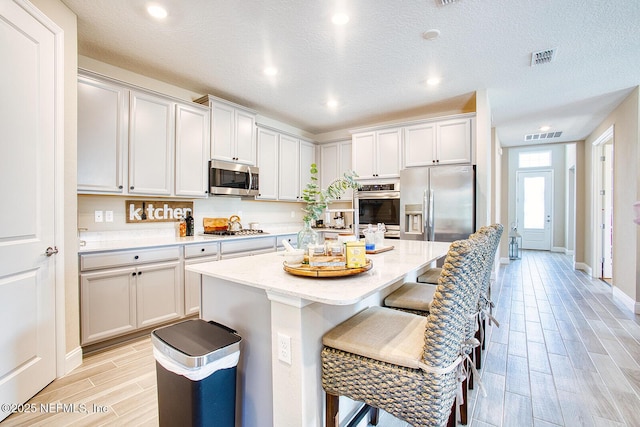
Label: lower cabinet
xmin=80 ymin=247 xmax=183 ymax=345
xmin=183 ymin=242 xmax=220 ymax=316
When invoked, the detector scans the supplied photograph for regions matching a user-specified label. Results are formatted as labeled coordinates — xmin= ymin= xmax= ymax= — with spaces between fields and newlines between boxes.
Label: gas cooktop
xmin=201 ymin=229 xmax=267 ymax=237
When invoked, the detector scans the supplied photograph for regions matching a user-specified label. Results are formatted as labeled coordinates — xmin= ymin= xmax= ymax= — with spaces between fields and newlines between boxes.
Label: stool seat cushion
xmin=384 ymin=282 xmax=437 ymax=312
xmin=417 ymin=267 xmax=442 ymax=284
xmin=322 ymin=306 xmax=428 ymax=369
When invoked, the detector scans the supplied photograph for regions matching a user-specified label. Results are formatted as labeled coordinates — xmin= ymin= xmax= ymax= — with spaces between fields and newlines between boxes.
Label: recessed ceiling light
xmin=263 ymin=67 xmax=278 ymax=76
xmin=426 ymin=77 xmax=441 ymax=86
xmin=332 ymin=13 xmax=349 ymax=25
xmin=327 ymin=99 xmax=339 ymax=108
xmin=539 ymin=125 xmax=551 ymax=131
xmin=147 ymin=4 xmax=167 ymax=19
xmin=422 ymin=29 xmax=441 ymax=41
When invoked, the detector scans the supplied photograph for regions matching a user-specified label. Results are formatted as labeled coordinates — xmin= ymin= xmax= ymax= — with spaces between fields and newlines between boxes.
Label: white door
xmin=0 ymin=1 xmax=58 ymax=421
xmin=516 ymin=170 xmax=553 ymax=250
xmin=601 ymin=143 xmax=614 ymax=279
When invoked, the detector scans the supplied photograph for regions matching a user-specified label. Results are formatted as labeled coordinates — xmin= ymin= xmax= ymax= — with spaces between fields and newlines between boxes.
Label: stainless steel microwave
xmin=209 ymin=160 xmax=259 ymax=197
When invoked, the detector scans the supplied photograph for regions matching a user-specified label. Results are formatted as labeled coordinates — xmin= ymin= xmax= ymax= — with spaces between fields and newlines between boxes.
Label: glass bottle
xmin=297 ymin=220 xmax=319 ymax=252
xmin=185 ymin=212 xmax=194 ymax=236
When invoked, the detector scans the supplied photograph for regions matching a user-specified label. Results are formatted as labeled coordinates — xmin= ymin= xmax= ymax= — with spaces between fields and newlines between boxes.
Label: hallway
xmin=470 ymin=250 xmax=640 ymax=426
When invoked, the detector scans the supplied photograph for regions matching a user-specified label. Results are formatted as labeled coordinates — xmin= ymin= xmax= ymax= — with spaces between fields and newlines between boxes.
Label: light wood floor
xmin=3 ymin=250 xmax=640 ymax=426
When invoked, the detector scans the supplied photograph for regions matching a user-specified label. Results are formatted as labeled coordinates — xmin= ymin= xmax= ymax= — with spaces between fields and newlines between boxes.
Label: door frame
xmin=591 ymin=125 xmax=614 ymax=282
xmin=515 ymin=169 xmax=554 ymax=250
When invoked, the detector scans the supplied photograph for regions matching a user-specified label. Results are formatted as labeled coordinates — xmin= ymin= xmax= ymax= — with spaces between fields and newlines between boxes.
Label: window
xmin=519 ymin=151 xmax=551 ymax=168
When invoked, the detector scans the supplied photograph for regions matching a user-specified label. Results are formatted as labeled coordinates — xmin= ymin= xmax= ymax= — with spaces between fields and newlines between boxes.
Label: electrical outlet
xmin=94 ymin=210 xmax=103 ymax=223
xmin=105 ymin=211 xmax=114 ymax=222
xmin=277 ymin=332 xmax=291 ymax=365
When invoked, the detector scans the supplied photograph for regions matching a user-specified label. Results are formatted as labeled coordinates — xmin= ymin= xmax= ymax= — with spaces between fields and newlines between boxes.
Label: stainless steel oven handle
xmin=355 ymin=191 xmax=400 ymax=199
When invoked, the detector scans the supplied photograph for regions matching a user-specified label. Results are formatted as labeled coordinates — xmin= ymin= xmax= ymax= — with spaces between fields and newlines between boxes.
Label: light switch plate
xmin=105 ymin=211 xmax=113 ymax=222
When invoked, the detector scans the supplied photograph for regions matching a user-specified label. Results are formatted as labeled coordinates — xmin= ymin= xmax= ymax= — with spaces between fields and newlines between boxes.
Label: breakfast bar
xmin=186 ymin=239 xmax=451 ymax=427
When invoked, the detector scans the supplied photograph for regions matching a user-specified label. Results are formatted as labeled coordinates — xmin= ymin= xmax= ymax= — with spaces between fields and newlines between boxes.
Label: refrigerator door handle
xmin=428 ymin=189 xmax=435 ymax=241
xmin=422 ymin=189 xmax=428 ymax=237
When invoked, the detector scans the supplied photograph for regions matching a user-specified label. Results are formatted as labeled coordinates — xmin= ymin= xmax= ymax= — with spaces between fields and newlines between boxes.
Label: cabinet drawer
xmin=184 ymin=242 xmax=220 ymax=259
xmin=220 ymin=237 xmax=276 ymax=256
xmin=80 ymin=246 xmax=181 ymax=271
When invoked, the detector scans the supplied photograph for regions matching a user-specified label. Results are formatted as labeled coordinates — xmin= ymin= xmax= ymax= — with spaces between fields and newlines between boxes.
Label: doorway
xmin=516 ymin=170 xmax=553 ymax=250
xmin=593 ymin=131 xmax=614 ymax=283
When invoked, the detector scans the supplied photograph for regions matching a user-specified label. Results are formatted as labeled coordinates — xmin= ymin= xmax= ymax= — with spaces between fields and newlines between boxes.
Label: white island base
xmin=187 ymin=240 xmax=450 ymax=427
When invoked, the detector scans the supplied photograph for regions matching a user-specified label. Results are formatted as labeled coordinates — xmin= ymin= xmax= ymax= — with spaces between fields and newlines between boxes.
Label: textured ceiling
xmin=61 ymin=0 xmax=640 ymax=146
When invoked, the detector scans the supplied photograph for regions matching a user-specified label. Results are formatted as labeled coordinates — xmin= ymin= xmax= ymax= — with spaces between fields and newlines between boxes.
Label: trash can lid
xmin=152 ymin=319 xmax=241 ymax=368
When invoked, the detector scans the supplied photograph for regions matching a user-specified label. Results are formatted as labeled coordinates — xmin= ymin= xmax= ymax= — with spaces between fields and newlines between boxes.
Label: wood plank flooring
xmin=3 ymin=250 xmax=640 ymax=426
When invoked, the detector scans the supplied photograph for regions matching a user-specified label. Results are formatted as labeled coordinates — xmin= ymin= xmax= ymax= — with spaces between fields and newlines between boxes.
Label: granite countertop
xmin=187 ymin=239 xmax=451 ymax=305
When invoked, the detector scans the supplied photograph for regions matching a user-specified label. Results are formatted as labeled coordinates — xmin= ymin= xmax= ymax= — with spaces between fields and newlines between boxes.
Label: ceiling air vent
xmin=524 ymin=131 xmax=563 ymax=142
xmin=439 ymin=0 xmax=458 ymax=5
xmin=531 ymin=48 xmax=557 ymax=66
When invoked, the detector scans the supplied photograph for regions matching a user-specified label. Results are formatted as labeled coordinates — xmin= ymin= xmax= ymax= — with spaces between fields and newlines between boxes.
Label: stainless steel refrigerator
xmin=400 ymin=165 xmax=475 ymax=241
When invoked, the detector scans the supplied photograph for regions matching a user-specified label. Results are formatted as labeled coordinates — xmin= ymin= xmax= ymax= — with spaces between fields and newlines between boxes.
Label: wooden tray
xmin=366 ymin=245 xmax=394 ymax=254
xmin=283 ymin=259 xmax=372 ymax=277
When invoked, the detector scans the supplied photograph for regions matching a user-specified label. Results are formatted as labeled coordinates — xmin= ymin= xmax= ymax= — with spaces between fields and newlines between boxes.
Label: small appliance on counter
xmin=202 ymin=216 xmax=267 ymax=237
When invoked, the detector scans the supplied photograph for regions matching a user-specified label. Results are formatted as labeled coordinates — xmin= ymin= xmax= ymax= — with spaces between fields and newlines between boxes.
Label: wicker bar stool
xmin=382 ymin=224 xmax=503 ymax=424
xmin=321 ymin=236 xmax=487 ymax=427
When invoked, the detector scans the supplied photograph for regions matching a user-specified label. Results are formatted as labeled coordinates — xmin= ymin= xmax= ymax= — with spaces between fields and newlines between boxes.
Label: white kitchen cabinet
xmin=77 ymin=71 xmax=210 ymax=198
xmin=352 ymin=128 xmax=401 ymax=179
xmin=183 ymin=242 xmax=220 ymax=316
xmin=320 ymin=140 xmax=353 ymax=200
xmin=278 ymin=134 xmax=300 ymax=201
xmin=128 ymin=90 xmax=174 ymax=195
xmin=220 ymin=236 xmax=277 ymax=259
xmin=77 ymin=75 xmax=128 ymax=193
xmin=403 ymin=117 xmax=472 ymax=167
xmin=299 ymin=140 xmax=316 ymax=198
xmin=79 ymin=246 xmax=183 ymax=345
xmin=256 ymin=127 xmax=279 ymax=200
xmin=175 ymin=103 xmax=210 ymax=197
xmin=197 ymin=95 xmax=257 ymax=165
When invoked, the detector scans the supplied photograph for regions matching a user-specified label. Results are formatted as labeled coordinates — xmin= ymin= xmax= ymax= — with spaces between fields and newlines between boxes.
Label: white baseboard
xmin=565 ymin=249 xmax=574 ymax=256
xmin=612 ymin=287 xmax=638 ymax=314
xmin=551 ymin=246 xmax=565 ymax=253
xmin=574 ymin=262 xmax=591 ymax=275
xmin=64 ymin=346 xmax=83 ymax=376
xmin=499 ymin=257 xmax=510 ymax=264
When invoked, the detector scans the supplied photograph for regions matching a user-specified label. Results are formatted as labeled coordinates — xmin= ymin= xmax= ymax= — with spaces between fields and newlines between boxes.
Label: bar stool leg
xmin=326 ymin=393 xmax=339 ymax=427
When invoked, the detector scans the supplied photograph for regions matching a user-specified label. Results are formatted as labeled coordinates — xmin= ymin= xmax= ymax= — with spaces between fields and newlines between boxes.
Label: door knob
xmin=45 ymin=246 xmax=59 ymax=257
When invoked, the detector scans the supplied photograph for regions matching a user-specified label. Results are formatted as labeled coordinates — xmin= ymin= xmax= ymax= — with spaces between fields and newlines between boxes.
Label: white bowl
xmin=283 ymin=249 xmax=305 ymax=265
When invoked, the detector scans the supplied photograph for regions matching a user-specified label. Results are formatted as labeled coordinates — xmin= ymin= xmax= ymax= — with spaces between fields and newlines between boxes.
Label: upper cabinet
xmin=77 ymin=71 xmax=210 ymax=198
xmin=256 ymin=126 xmax=316 ymax=202
xmin=352 ymin=127 xmax=401 ymax=179
xmin=196 ymin=95 xmax=257 ymax=166
xmin=320 ymin=140 xmax=353 ymax=201
xmin=404 ymin=116 xmax=472 ymax=167
xmin=77 ymin=76 xmax=127 ymax=193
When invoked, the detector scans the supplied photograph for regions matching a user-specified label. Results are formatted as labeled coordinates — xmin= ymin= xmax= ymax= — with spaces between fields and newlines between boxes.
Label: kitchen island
xmin=186 ymin=239 xmax=451 ymax=427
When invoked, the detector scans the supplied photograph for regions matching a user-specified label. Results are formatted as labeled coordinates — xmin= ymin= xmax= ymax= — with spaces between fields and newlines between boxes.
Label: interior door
xmin=516 ymin=170 xmax=553 ymax=250
xmin=0 ymin=1 xmax=58 ymax=421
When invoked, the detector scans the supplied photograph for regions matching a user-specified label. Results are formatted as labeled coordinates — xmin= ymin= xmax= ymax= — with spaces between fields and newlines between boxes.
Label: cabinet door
xmin=235 ymin=109 xmax=256 ymax=165
xmin=136 ymin=260 xmax=183 ymax=328
xmin=436 ymin=118 xmax=471 ymax=165
xmin=175 ymin=103 xmax=210 ymax=197
xmin=77 ymin=76 xmax=127 ymax=193
xmin=404 ymin=122 xmax=437 ymax=167
xmin=376 ymin=128 xmax=401 ymax=178
xmin=184 ymin=255 xmax=217 ymax=316
xmin=352 ymin=132 xmax=376 ymax=179
xmin=339 ymin=141 xmax=353 ymax=200
xmin=210 ymin=101 xmax=235 ymax=162
xmin=278 ymin=135 xmax=300 ymax=201
xmin=299 ymin=140 xmax=315 ymax=199
xmin=320 ymin=143 xmax=339 ymax=192
xmin=80 ymin=267 xmax=136 ymax=344
xmin=256 ymin=127 xmax=278 ymax=200
xmin=129 ymin=91 xmax=174 ymax=195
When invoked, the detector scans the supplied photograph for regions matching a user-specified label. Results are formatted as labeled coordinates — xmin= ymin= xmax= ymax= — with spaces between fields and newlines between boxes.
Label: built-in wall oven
xmin=353 ymin=181 xmax=400 ymax=238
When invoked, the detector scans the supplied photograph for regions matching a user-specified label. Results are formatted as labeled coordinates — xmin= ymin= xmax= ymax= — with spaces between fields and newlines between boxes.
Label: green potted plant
xmin=298 ymin=163 xmax=360 ymax=250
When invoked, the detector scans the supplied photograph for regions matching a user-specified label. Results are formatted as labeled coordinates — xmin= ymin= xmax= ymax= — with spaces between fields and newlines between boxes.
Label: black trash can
xmin=151 ymin=319 xmax=242 ymax=427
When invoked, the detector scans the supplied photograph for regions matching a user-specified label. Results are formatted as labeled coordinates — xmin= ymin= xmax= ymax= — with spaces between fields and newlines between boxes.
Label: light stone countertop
xmin=187 ymin=239 xmax=451 ymax=305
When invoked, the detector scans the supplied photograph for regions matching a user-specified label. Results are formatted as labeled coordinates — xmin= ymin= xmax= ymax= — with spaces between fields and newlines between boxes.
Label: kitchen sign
xmin=126 ymin=200 xmax=193 ymax=223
